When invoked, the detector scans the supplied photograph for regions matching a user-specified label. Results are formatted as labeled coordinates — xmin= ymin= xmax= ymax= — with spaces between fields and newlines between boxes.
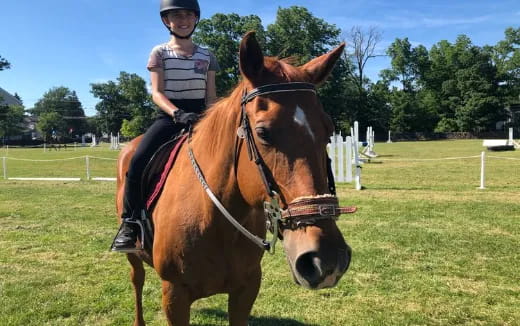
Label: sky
xmin=1 ymin=0 xmax=519 ymax=116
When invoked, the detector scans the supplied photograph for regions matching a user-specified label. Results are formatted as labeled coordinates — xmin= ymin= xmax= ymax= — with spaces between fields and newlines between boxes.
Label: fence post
xmin=337 ymin=133 xmax=344 ymax=182
xmin=387 ymin=130 xmax=393 ymax=143
xmin=479 ymin=151 xmax=485 ymax=189
xmin=346 ymin=136 xmax=353 ymax=182
xmin=86 ymin=156 xmax=90 ymax=181
xmin=2 ymin=157 xmax=6 ymax=179
xmin=328 ymin=135 xmax=336 ymax=180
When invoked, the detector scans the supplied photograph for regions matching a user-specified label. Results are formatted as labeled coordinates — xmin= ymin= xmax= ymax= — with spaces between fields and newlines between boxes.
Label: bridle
xmin=188 ymin=82 xmax=355 ymax=253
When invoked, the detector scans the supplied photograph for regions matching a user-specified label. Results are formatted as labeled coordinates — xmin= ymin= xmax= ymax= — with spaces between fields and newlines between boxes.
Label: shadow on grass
xmin=194 ymin=308 xmax=317 ymax=326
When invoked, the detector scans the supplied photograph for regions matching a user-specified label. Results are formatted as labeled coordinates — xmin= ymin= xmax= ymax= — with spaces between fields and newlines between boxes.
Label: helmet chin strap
xmin=170 ymin=26 xmax=196 ymax=39
xmin=167 ymin=18 xmax=199 ymax=40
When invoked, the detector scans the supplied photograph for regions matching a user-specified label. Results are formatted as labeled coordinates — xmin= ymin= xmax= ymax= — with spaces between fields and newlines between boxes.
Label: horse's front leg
xmin=127 ymin=254 xmax=146 ymax=326
xmin=228 ymin=268 xmax=262 ymax=326
xmin=161 ymin=280 xmax=192 ymax=326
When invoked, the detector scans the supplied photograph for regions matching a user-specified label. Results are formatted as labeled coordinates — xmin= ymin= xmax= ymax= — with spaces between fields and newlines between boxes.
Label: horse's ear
xmin=239 ymin=31 xmax=264 ymax=83
xmin=301 ymin=43 xmax=345 ymax=86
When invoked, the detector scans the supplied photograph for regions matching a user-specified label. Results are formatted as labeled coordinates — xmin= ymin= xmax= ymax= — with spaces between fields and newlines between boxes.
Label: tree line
xmin=1 ymin=6 xmax=519 ymax=143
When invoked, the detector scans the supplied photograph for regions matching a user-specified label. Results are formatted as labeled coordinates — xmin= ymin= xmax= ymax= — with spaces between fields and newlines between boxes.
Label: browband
xmin=241 ymin=82 xmax=316 ymax=105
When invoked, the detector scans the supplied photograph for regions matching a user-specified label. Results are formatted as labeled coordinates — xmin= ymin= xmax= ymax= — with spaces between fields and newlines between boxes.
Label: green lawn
xmin=1 ymin=140 xmax=519 ymax=325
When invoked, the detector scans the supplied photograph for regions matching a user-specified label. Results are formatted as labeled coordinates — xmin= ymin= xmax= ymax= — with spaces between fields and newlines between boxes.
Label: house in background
xmin=0 ymin=87 xmax=42 ymax=144
xmin=0 ymin=87 xmax=23 ymax=106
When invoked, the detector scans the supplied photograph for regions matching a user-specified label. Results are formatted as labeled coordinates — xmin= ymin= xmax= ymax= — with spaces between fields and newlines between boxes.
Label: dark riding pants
xmin=124 ymin=115 xmax=184 ymax=211
xmin=127 ymin=115 xmax=183 ymax=182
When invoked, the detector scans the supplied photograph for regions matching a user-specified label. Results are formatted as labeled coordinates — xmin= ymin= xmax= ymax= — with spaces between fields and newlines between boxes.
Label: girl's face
xmin=163 ymin=9 xmax=198 ymax=37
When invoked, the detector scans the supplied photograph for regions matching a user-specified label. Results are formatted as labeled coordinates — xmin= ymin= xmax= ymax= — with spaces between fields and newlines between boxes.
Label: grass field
xmin=1 ymin=140 xmax=519 ymax=325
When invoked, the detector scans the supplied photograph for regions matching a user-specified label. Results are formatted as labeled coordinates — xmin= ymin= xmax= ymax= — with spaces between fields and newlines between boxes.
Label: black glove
xmin=173 ymin=109 xmax=199 ymax=125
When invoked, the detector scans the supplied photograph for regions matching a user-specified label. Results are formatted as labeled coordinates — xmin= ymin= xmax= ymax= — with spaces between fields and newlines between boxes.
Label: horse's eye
xmin=255 ymin=127 xmax=271 ymax=143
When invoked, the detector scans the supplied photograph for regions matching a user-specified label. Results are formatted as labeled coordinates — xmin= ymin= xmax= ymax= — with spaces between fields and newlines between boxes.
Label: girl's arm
xmin=150 ymin=67 xmax=178 ymax=116
xmin=206 ymin=70 xmax=217 ymax=106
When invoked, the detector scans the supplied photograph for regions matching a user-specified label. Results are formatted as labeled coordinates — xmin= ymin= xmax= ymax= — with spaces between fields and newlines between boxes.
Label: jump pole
xmin=328 ymin=135 xmax=336 ymax=180
xmin=479 ymin=151 xmax=485 ymax=189
xmin=337 ymin=132 xmax=344 ymax=182
xmin=86 ymin=156 xmax=90 ymax=180
xmin=2 ymin=157 xmax=6 ymax=179
xmin=346 ymin=136 xmax=353 ymax=182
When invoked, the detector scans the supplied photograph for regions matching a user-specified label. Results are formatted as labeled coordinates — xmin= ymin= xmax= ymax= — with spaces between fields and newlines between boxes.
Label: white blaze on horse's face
xmin=293 ymin=105 xmax=315 ymax=141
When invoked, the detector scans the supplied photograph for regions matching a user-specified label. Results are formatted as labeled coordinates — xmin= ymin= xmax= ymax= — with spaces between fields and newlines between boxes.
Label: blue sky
xmin=1 ymin=0 xmax=518 ymax=116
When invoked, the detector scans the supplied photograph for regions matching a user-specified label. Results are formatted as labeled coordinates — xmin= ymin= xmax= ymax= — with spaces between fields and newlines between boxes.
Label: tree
xmin=14 ymin=93 xmax=23 ymax=105
xmin=37 ymin=111 xmax=66 ymax=141
xmin=0 ymin=55 xmax=10 ymax=71
xmin=384 ymin=38 xmax=429 ymax=93
xmin=266 ymin=6 xmax=340 ymax=64
xmin=486 ymin=26 xmax=520 ymax=127
xmin=345 ymin=26 xmax=382 ymax=94
xmin=121 ymin=116 xmax=146 ymax=138
xmin=343 ymin=26 xmax=386 ymax=131
xmin=0 ymin=104 xmax=24 ymax=143
xmin=91 ymin=72 xmax=154 ymax=136
xmin=31 ymin=87 xmax=87 ymax=137
xmin=426 ymin=36 xmax=504 ymax=132
xmin=194 ymin=13 xmax=265 ymax=96
xmin=382 ymin=38 xmax=436 ymax=132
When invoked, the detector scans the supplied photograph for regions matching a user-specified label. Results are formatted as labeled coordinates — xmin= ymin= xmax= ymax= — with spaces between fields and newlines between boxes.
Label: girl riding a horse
xmin=111 ymin=0 xmax=219 ymax=252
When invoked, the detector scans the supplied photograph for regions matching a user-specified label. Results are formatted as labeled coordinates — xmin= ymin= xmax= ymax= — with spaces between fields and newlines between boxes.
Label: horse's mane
xmin=192 ymin=57 xmax=308 ymax=156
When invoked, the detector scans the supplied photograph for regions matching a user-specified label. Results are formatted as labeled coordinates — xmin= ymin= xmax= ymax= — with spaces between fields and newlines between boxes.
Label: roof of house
xmin=0 ymin=87 xmax=23 ymax=106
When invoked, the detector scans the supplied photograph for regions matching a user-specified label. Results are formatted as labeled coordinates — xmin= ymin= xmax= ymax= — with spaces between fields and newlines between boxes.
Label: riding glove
xmin=173 ymin=108 xmax=199 ymax=125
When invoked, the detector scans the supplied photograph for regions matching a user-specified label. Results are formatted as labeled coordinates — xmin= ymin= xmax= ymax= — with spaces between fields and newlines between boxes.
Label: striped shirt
xmin=147 ymin=43 xmax=219 ymax=102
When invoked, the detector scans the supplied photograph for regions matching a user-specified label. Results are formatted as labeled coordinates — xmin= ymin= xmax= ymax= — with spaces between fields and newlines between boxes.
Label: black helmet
xmin=160 ymin=0 xmax=200 ymax=17
xmin=160 ymin=0 xmax=200 ymax=39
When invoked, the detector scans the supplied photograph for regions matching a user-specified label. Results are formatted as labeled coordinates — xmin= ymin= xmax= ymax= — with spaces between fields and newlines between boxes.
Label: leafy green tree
xmin=0 ymin=55 xmax=10 ymax=71
xmin=427 ymin=36 xmax=504 ymax=132
xmin=365 ymin=80 xmax=393 ymax=132
xmin=31 ymin=87 xmax=86 ymax=136
xmin=194 ymin=13 xmax=265 ymax=96
xmin=266 ymin=6 xmax=340 ymax=64
xmin=384 ymin=38 xmax=429 ymax=93
xmin=37 ymin=111 xmax=66 ymax=141
xmin=86 ymin=115 xmax=105 ymax=139
xmin=91 ymin=72 xmax=154 ymax=135
xmin=121 ymin=116 xmax=146 ymax=138
xmin=486 ymin=27 xmax=520 ymax=128
xmin=0 ymin=104 xmax=25 ymax=142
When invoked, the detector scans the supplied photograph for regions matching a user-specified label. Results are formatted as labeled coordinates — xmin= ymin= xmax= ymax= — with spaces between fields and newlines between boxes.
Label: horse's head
xmin=236 ymin=32 xmax=351 ymax=289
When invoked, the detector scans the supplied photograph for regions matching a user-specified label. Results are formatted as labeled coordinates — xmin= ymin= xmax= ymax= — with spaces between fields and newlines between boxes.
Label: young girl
xmin=112 ymin=0 xmax=219 ymax=252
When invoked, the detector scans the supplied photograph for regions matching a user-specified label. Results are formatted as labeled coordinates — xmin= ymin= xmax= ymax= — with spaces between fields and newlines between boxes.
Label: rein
xmin=188 ymin=82 xmax=355 ymax=253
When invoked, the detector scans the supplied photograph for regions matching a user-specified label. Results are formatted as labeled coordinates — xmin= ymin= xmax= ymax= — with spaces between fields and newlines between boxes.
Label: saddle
xmin=132 ymin=131 xmax=189 ymax=251
xmin=142 ymin=132 xmax=189 ymax=211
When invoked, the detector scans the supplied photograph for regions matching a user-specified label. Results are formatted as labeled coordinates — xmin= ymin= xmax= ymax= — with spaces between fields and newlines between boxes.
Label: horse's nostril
xmin=295 ymin=252 xmax=326 ymax=287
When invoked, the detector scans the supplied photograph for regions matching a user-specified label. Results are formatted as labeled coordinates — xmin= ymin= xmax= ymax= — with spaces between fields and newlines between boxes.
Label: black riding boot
xmin=112 ymin=176 xmax=143 ymax=252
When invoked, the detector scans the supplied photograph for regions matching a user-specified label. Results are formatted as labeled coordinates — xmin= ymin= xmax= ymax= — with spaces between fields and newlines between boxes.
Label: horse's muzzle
xmin=293 ymin=245 xmax=351 ymax=289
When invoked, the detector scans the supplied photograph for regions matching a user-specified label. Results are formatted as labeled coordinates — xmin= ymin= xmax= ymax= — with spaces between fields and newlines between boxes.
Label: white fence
xmin=327 ymin=122 xmax=377 ymax=190
xmin=1 ymin=155 xmax=117 ymax=181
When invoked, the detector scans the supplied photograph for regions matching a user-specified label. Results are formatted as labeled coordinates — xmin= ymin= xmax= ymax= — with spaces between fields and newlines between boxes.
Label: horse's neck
xmin=189 ymin=96 xmax=242 ymax=193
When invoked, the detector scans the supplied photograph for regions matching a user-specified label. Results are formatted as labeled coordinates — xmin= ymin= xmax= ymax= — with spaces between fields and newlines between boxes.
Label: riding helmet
xmin=160 ymin=0 xmax=200 ymax=18
xmin=159 ymin=0 xmax=200 ymax=38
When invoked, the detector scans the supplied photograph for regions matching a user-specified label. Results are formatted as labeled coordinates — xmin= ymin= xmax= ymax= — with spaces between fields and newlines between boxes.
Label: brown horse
xmin=116 ymin=32 xmax=352 ymax=326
